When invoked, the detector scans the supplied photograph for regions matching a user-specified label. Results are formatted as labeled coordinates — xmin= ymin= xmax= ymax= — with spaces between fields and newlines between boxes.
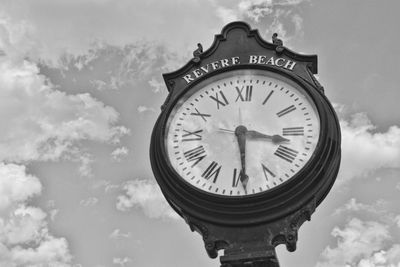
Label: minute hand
xmin=246 ymin=130 xmax=289 ymax=144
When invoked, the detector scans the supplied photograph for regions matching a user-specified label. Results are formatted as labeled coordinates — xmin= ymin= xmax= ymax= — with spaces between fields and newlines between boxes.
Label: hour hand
xmin=246 ymin=130 xmax=289 ymax=144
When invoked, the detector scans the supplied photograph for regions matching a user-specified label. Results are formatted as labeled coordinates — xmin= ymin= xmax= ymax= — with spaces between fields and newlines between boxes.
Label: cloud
xmin=116 ymin=179 xmax=179 ymax=220
xmin=137 ymin=106 xmax=156 ymax=113
xmin=79 ymin=197 xmax=99 ymax=207
xmin=0 ymin=14 xmax=39 ymax=62
xmin=215 ymin=6 xmax=240 ymax=24
xmin=0 ymin=0 xmax=223 ymax=63
xmin=148 ymin=77 xmax=164 ymax=93
xmin=0 ymin=163 xmax=72 ymax=266
xmin=0 ymin=58 xmax=129 ymax=165
xmin=0 ymin=163 xmax=42 ymax=210
xmin=113 ymin=257 xmax=132 ymax=267
xmin=214 ymin=0 xmax=309 ymax=42
xmin=49 ymin=41 xmax=184 ymax=96
xmin=0 ymin=236 xmax=72 ymax=267
xmin=317 ymin=197 xmax=400 ymax=267
xmin=356 ymin=245 xmax=400 ymax=267
xmin=49 ymin=209 xmax=59 ymax=222
xmin=109 ymin=229 xmax=131 ymax=240
xmin=338 ymin=113 xmax=400 ymax=186
xmin=333 ymin=198 xmax=389 ymax=217
xmin=111 ymin=147 xmax=129 ymax=161
xmin=316 ymin=218 xmax=390 ymax=267
xmin=1 ymin=205 xmax=47 ymax=245
xmin=92 ymin=180 xmax=120 ymax=193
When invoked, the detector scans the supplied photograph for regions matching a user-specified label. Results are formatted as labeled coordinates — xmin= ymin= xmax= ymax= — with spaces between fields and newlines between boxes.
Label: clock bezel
xmin=150 ymin=64 xmax=340 ymax=226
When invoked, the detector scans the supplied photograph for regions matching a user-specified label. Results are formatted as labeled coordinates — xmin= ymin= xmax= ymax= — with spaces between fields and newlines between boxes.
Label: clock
xmin=165 ymin=69 xmax=320 ymax=196
xmin=150 ymin=21 xmax=341 ymax=266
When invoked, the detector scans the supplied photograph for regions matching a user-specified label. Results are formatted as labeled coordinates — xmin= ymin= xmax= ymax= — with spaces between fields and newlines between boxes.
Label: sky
xmin=0 ymin=0 xmax=400 ymax=266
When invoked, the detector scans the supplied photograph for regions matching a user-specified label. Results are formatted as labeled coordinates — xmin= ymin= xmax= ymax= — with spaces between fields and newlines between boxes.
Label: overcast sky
xmin=1 ymin=0 xmax=400 ymax=266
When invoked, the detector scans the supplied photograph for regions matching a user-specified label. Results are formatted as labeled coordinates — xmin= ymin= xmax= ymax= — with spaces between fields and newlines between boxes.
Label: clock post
xmin=150 ymin=22 xmax=341 ymax=266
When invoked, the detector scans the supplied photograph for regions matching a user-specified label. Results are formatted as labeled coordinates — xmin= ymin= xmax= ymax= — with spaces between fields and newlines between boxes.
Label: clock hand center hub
xmin=234 ymin=125 xmax=248 ymax=136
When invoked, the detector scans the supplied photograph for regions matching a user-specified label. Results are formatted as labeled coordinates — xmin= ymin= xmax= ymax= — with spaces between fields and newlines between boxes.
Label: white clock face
xmin=165 ymin=70 xmax=320 ymax=196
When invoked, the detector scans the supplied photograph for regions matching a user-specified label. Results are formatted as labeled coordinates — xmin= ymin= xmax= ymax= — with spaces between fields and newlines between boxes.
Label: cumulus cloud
xmin=0 ymin=14 xmax=39 ymax=61
xmin=0 ymin=163 xmax=72 ymax=266
xmin=214 ymin=0 xmax=309 ymax=42
xmin=0 ymin=163 xmax=42 ymax=210
xmin=0 ymin=58 xmax=128 ymax=165
xmin=0 ymin=236 xmax=72 ymax=267
xmin=316 ymin=217 xmax=400 ymax=267
xmin=338 ymin=113 xmax=400 ymax=186
xmin=111 ymin=147 xmax=129 ymax=161
xmin=0 ymin=0 xmax=221 ymax=63
xmin=52 ymin=41 xmax=183 ymax=95
xmin=316 ymin=218 xmax=390 ymax=267
xmin=356 ymin=245 xmax=400 ymax=267
xmin=116 ymin=179 xmax=178 ymax=220
xmin=318 ymin=197 xmax=400 ymax=267
xmin=148 ymin=77 xmax=164 ymax=93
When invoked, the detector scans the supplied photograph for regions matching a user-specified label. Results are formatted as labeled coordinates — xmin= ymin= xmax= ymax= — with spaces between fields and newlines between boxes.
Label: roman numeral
xmin=277 ymin=105 xmax=296 ymax=117
xmin=274 ymin=145 xmax=298 ymax=163
xmin=261 ymin=164 xmax=275 ymax=181
xmin=235 ymin=85 xmax=253 ymax=102
xmin=201 ymin=161 xmax=221 ymax=183
xmin=182 ymin=129 xmax=203 ymax=142
xmin=262 ymin=90 xmax=274 ymax=105
xmin=184 ymin=145 xmax=206 ymax=167
xmin=190 ymin=108 xmax=211 ymax=122
xmin=232 ymin=168 xmax=243 ymax=187
xmin=210 ymin=90 xmax=229 ymax=109
xmin=282 ymin=127 xmax=304 ymax=136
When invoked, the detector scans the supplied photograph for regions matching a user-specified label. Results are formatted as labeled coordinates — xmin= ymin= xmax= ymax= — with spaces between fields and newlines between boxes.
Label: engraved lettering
xmin=266 ymin=57 xmax=275 ymax=65
xmin=193 ymin=69 xmax=203 ymax=78
xmin=183 ymin=74 xmax=194 ymax=84
xmin=231 ymin=56 xmax=240 ymax=65
xmin=211 ymin=61 xmax=220 ymax=70
xmin=200 ymin=65 xmax=209 ymax=73
xmin=275 ymin=58 xmax=285 ymax=67
xmin=220 ymin=58 xmax=229 ymax=67
xmin=284 ymin=60 xmax=296 ymax=70
xmin=249 ymin=55 xmax=258 ymax=64
xmin=258 ymin=55 xmax=267 ymax=64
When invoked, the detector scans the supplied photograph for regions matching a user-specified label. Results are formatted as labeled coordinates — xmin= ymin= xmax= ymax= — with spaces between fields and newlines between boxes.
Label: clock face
xmin=165 ymin=69 xmax=320 ymax=196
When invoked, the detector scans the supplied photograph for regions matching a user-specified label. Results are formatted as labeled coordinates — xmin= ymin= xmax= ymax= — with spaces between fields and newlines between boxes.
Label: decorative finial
xmin=272 ymin=33 xmax=283 ymax=46
xmin=193 ymin=43 xmax=203 ymax=64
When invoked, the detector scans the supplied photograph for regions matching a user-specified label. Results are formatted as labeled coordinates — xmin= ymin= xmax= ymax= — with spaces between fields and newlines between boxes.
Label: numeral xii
xmin=235 ymin=85 xmax=253 ymax=102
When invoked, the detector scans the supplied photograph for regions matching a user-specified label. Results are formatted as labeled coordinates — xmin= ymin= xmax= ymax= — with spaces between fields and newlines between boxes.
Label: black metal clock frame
xmin=150 ymin=22 xmax=341 ymax=267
